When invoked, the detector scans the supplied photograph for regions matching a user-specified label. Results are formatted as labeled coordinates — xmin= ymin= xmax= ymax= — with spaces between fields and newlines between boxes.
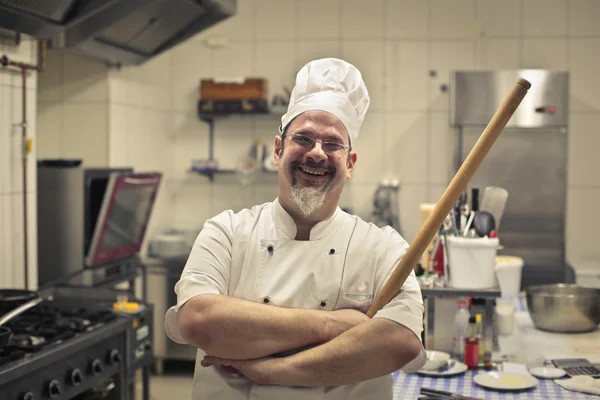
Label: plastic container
xmin=495 ymin=256 xmax=524 ymax=298
xmin=446 ymin=236 xmax=499 ymax=289
xmin=496 ymin=298 xmax=515 ymax=336
xmin=452 ymin=300 xmax=471 ymax=360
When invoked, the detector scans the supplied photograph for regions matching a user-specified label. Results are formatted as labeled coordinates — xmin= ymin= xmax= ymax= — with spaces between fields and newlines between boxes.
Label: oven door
xmin=86 ymin=172 xmax=162 ymax=267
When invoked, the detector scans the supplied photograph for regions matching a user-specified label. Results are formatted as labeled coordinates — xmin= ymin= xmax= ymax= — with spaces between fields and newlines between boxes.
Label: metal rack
xmin=421 ymin=286 xmax=501 ymax=360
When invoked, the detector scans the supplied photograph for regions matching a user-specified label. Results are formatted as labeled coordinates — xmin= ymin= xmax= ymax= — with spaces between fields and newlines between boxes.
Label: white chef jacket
xmin=165 ymin=198 xmax=426 ymax=400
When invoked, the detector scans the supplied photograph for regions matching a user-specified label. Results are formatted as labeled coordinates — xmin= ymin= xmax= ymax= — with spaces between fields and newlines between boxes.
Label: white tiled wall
xmin=171 ymin=0 xmax=600 ymax=265
xmin=33 ymin=0 xmax=600 ymax=274
xmin=0 ymin=36 xmax=38 ymax=289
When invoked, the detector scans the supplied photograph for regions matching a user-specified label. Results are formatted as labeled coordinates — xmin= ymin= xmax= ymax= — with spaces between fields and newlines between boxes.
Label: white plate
xmin=474 ymin=372 xmax=539 ymax=391
xmin=417 ymin=361 xmax=468 ymax=377
xmin=529 ymin=367 xmax=567 ymax=379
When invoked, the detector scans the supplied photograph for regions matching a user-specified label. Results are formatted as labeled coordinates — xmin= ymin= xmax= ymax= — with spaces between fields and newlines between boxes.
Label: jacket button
xmin=320 ymin=301 xmax=327 ymax=307
xmin=263 ymin=297 xmax=270 ymax=304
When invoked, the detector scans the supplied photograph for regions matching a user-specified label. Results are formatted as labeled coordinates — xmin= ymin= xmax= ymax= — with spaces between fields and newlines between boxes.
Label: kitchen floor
xmin=135 ymin=362 xmax=194 ymax=400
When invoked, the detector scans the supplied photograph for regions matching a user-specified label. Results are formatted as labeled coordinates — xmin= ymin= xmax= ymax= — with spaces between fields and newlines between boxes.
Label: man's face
xmin=273 ymin=111 xmax=357 ymax=217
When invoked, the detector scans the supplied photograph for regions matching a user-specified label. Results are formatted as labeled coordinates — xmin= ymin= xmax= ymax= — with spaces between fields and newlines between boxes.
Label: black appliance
xmin=0 ymin=296 xmax=129 ymax=399
xmin=36 ymin=160 xmax=161 ymax=289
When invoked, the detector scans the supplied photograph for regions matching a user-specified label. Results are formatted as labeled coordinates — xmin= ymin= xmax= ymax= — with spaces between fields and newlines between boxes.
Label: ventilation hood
xmin=0 ymin=0 xmax=236 ymax=66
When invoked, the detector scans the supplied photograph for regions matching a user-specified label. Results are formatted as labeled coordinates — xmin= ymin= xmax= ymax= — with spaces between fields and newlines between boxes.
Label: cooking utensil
xmin=480 ymin=186 xmax=508 ymax=232
xmin=366 ymin=78 xmax=531 ymax=317
xmin=0 ymin=296 xmax=46 ymax=327
xmin=473 ymin=211 xmax=496 ymax=237
xmin=0 ymin=294 xmax=48 ymax=351
xmin=526 ymin=284 xmax=600 ymax=333
xmin=421 ymin=387 xmax=483 ymax=400
xmin=0 ymin=289 xmax=37 ymax=315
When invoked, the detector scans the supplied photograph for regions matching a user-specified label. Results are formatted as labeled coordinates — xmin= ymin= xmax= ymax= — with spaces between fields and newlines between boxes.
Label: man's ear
xmin=345 ymin=151 xmax=357 ymax=179
xmin=274 ymin=135 xmax=282 ymax=166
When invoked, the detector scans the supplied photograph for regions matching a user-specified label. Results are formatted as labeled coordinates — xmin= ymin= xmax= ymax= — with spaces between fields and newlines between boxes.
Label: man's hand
xmin=201 ymin=355 xmax=288 ymax=385
xmin=325 ymin=309 xmax=370 ymax=341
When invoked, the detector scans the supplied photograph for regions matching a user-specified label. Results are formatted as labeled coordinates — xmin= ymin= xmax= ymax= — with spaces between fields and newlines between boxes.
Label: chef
xmin=165 ymin=58 xmax=426 ymax=399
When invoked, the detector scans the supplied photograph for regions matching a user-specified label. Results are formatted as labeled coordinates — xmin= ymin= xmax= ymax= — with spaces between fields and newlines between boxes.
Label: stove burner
xmin=0 ymin=302 xmax=118 ymax=366
xmin=10 ymin=334 xmax=45 ymax=348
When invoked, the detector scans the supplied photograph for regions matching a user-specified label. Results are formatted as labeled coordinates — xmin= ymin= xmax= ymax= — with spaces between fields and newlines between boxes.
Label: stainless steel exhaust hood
xmin=0 ymin=0 xmax=236 ymax=66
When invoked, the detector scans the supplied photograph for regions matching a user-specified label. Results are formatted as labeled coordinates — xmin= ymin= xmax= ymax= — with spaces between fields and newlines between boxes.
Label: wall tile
xmin=350 ymin=111 xmax=384 ymax=184
xmin=475 ymin=39 xmax=521 ymax=69
xmin=296 ymin=41 xmax=341 ymax=70
xmin=9 ymin=192 xmax=25 ymax=288
xmin=108 ymin=104 xmax=134 ymax=167
xmin=36 ymin=102 xmax=62 ymax=160
xmin=62 ymin=52 xmax=109 ymax=103
xmin=213 ymin=126 xmax=257 ymax=171
xmin=427 ymin=184 xmax=447 ymax=204
xmin=212 ymin=184 xmax=255 ymax=214
xmin=429 ymin=41 xmax=475 ymax=111
xmin=342 ymin=182 xmax=379 ymax=221
xmin=195 ymin=0 xmax=254 ymax=42
xmin=25 ymin=187 xmax=37 ymax=289
xmin=1 ymin=194 xmax=15 ymax=286
xmin=429 ymin=0 xmax=475 ymax=39
xmin=398 ymin=184 xmax=428 ymax=242
xmin=212 ymin=42 xmax=254 ymax=77
xmin=568 ymin=112 xmax=600 ymax=186
xmin=252 ymin=183 xmax=279 ymax=206
xmin=5 ymin=87 xmax=37 ymax=195
xmin=384 ymin=111 xmax=428 ymax=184
xmin=522 ymin=39 xmax=568 ymax=70
xmin=254 ymin=42 xmax=297 ymax=103
xmin=0 ymin=87 xmax=8 ymax=195
xmin=341 ymin=0 xmax=385 ymax=39
xmin=523 ymin=0 xmax=568 ymax=37
xmin=566 ymin=188 xmax=600 ymax=262
xmin=171 ymin=41 xmax=212 ymax=112
xmin=171 ymin=111 xmax=211 ymax=180
xmin=341 ymin=41 xmax=384 ymax=110
xmin=61 ymin=103 xmax=108 ymax=167
xmin=37 ymin=49 xmax=63 ymax=103
xmin=385 ymin=0 xmax=429 ymax=39
xmin=174 ymin=182 xmax=213 ymax=227
xmin=569 ymin=39 xmax=600 ymax=112
xmin=386 ymin=41 xmax=429 ymax=111
xmin=568 ymin=0 xmax=600 ymax=37
xmin=428 ymin=111 xmax=454 ymax=185
xmin=131 ymin=109 xmax=172 ymax=173
xmin=255 ymin=0 xmax=296 ymax=41
xmin=0 ymin=195 xmax=4 ymax=284
xmin=475 ymin=0 xmax=521 ymax=37
xmin=297 ymin=0 xmax=341 ymax=40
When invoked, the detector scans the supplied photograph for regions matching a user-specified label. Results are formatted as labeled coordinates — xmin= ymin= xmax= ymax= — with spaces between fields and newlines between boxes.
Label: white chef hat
xmin=280 ymin=58 xmax=370 ymax=145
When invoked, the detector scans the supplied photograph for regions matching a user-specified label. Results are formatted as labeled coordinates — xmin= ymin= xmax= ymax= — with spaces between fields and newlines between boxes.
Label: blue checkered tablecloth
xmin=392 ymin=370 xmax=598 ymax=399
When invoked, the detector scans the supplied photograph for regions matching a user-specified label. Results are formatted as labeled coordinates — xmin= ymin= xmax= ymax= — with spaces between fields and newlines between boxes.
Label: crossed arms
xmin=177 ymin=293 xmax=422 ymax=387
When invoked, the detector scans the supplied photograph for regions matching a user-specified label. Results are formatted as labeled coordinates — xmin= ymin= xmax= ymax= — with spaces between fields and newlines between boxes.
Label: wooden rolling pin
xmin=366 ymin=77 xmax=531 ymax=318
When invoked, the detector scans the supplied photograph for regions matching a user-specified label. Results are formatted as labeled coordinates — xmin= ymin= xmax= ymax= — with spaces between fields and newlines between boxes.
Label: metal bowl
xmin=525 ymin=284 xmax=600 ymax=333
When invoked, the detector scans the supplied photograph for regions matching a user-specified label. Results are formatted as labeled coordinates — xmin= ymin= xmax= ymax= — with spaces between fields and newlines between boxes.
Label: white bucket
xmin=446 ymin=236 xmax=499 ymax=289
xmin=495 ymin=256 xmax=524 ymax=298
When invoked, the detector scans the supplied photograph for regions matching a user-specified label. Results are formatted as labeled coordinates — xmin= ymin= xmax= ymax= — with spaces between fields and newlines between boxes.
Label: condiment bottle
xmin=464 ymin=316 xmax=479 ymax=369
xmin=475 ymin=314 xmax=484 ymax=359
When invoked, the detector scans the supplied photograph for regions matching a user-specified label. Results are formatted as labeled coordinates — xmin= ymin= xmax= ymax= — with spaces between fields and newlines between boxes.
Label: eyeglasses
xmin=288 ymin=133 xmax=349 ymax=156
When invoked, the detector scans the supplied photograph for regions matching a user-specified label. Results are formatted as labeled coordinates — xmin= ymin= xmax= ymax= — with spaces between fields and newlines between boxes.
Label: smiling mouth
xmin=298 ymin=166 xmax=327 ymax=177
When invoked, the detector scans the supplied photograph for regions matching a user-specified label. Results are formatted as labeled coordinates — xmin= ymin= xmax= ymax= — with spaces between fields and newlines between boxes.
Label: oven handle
xmin=123 ymin=177 xmax=160 ymax=185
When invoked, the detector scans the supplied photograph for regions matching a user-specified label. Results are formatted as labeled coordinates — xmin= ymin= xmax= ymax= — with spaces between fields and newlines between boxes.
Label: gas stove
xmin=0 ymin=299 xmax=129 ymax=400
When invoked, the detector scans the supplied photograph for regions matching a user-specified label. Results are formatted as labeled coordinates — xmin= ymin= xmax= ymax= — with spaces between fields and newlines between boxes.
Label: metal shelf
xmin=195 ymin=102 xmax=283 ymax=182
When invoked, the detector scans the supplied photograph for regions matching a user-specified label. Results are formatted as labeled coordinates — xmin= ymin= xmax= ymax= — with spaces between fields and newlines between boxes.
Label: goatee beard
xmin=291 ymin=186 xmax=327 ymax=217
